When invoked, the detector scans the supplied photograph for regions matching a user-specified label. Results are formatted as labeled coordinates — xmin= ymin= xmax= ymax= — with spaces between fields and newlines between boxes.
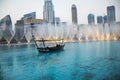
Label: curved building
xmin=71 ymin=4 xmax=78 ymax=24
xmin=0 ymin=15 xmax=14 ymax=43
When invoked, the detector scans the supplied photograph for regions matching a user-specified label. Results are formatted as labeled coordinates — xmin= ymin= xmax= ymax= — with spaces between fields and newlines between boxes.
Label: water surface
xmin=0 ymin=41 xmax=120 ymax=80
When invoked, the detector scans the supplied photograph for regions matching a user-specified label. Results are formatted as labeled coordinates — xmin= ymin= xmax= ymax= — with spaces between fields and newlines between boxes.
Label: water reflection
xmin=37 ymin=52 xmax=62 ymax=66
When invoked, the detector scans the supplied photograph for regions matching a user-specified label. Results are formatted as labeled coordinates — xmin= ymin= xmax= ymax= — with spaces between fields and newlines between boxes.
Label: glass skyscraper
xmin=107 ymin=5 xmax=116 ymax=23
xmin=88 ymin=14 xmax=95 ymax=25
xmin=71 ymin=4 xmax=78 ymax=24
xmin=43 ymin=0 xmax=55 ymax=24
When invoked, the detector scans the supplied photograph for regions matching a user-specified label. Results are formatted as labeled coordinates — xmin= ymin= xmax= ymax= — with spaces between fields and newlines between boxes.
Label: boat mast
xmin=31 ymin=23 xmax=39 ymax=48
xmin=42 ymin=38 xmax=46 ymax=48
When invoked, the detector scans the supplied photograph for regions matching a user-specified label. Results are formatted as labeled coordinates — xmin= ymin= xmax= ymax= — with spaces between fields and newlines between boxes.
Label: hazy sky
xmin=0 ymin=0 xmax=120 ymax=25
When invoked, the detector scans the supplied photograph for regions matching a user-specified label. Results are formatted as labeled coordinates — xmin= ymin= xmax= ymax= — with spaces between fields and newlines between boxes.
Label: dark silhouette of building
xmin=55 ymin=17 xmax=61 ymax=25
xmin=107 ymin=5 xmax=116 ymax=23
xmin=103 ymin=15 xmax=108 ymax=23
xmin=71 ymin=4 xmax=78 ymax=24
xmin=97 ymin=16 xmax=103 ymax=24
xmin=88 ymin=14 xmax=95 ymax=25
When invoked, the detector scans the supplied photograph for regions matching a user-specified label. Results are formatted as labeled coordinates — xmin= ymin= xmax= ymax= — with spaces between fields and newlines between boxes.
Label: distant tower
xmin=97 ymin=16 xmax=103 ymax=24
xmin=103 ymin=15 xmax=107 ymax=23
xmin=43 ymin=0 xmax=55 ymax=24
xmin=107 ymin=5 xmax=116 ymax=23
xmin=71 ymin=4 xmax=78 ymax=24
xmin=88 ymin=14 xmax=95 ymax=25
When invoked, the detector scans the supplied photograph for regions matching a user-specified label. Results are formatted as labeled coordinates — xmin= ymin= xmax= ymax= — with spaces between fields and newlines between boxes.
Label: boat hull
xmin=37 ymin=44 xmax=65 ymax=53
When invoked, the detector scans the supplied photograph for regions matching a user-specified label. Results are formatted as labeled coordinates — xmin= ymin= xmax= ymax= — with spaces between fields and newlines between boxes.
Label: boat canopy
xmin=35 ymin=39 xmax=64 ymax=42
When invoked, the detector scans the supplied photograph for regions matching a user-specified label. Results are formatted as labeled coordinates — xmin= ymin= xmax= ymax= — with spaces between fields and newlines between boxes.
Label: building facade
xmin=22 ymin=12 xmax=36 ymax=19
xmin=71 ymin=4 xmax=78 ymax=24
xmin=0 ymin=15 xmax=14 ymax=43
xmin=23 ymin=18 xmax=44 ymax=24
xmin=103 ymin=15 xmax=107 ymax=23
xmin=97 ymin=16 xmax=103 ymax=24
xmin=43 ymin=0 xmax=55 ymax=24
xmin=88 ymin=14 xmax=95 ymax=25
xmin=107 ymin=5 xmax=116 ymax=23
xmin=55 ymin=17 xmax=61 ymax=25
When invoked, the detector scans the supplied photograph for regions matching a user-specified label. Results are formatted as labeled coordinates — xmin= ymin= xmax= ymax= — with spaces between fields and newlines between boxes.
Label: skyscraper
xmin=103 ymin=15 xmax=107 ymax=23
xmin=97 ymin=16 xmax=103 ymax=24
xmin=107 ymin=5 xmax=116 ymax=23
xmin=43 ymin=0 xmax=55 ymax=24
xmin=0 ymin=15 xmax=14 ymax=43
xmin=71 ymin=4 xmax=78 ymax=24
xmin=88 ymin=14 xmax=95 ymax=25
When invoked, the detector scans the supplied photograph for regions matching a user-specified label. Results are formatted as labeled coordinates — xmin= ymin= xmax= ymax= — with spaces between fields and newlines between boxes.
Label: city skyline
xmin=0 ymin=0 xmax=120 ymax=25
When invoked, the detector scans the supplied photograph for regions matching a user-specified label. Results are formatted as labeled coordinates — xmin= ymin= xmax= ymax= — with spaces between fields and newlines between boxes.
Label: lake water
xmin=0 ymin=41 xmax=120 ymax=80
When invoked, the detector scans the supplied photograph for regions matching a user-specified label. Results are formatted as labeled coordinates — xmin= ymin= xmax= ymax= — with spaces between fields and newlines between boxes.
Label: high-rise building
xmin=43 ymin=0 xmax=55 ymax=24
xmin=14 ymin=20 xmax=24 ymax=42
xmin=88 ymin=14 xmax=95 ymax=25
xmin=103 ymin=15 xmax=107 ymax=23
xmin=22 ymin=12 xmax=36 ymax=19
xmin=107 ymin=5 xmax=116 ymax=23
xmin=97 ymin=16 xmax=103 ymax=24
xmin=71 ymin=4 xmax=78 ymax=24
xmin=0 ymin=15 xmax=14 ymax=43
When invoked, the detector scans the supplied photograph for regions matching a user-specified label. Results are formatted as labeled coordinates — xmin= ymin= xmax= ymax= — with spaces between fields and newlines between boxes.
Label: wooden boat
xmin=34 ymin=39 xmax=65 ymax=52
xmin=30 ymin=23 xmax=64 ymax=52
